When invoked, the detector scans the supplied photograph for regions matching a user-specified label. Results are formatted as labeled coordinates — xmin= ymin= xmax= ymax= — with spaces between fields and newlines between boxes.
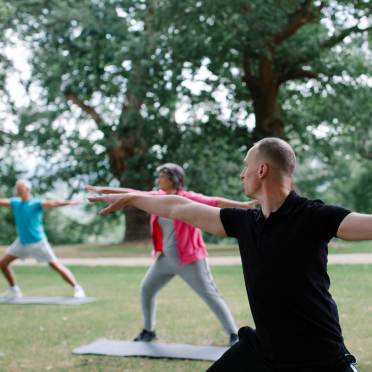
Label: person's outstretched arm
xmin=85 ymin=185 xmax=135 ymax=194
xmin=85 ymin=185 xmax=161 ymax=196
xmin=337 ymin=212 xmax=372 ymax=240
xmin=215 ymin=197 xmax=257 ymax=209
xmin=178 ymin=190 xmax=257 ymax=209
xmin=41 ymin=199 xmax=80 ymax=209
xmin=89 ymin=193 xmax=226 ymax=237
xmin=0 ymin=199 xmax=10 ymax=208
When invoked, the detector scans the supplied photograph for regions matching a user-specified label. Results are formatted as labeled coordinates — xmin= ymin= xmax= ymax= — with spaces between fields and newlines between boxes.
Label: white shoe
xmin=73 ymin=285 xmax=86 ymax=298
xmin=1 ymin=286 xmax=22 ymax=299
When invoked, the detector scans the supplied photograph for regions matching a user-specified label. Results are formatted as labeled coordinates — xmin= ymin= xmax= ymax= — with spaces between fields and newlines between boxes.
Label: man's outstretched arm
xmin=337 ymin=212 xmax=372 ymax=241
xmin=0 ymin=199 xmax=10 ymax=208
xmin=216 ymin=197 xmax=257 ymax=209
xmin=86 ymin=185 xmax=257 ymax=208
xmin=89 ymin=193 xmax=227 ymax=237
xmin=41 ymin=199 xmax=80 ymax=209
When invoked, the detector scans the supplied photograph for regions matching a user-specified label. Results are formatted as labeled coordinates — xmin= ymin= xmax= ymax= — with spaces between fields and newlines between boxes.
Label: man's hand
xmin=88 ymin=194 xmax=136 ymax=215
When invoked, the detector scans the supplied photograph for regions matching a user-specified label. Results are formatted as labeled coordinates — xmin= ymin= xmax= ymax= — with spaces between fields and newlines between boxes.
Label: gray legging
xmin=140 ymin=253 xmax=238 ymax=335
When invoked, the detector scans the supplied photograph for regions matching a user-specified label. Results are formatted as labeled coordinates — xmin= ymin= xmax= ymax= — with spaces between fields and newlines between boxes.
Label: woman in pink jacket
xmin=87 ymin=163 xmax=256 ymax=345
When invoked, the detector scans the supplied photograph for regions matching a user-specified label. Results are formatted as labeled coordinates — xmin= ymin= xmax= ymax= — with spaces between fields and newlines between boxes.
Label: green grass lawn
xmin=53 ymin=239 xmax=372 ymax=256
xmin=1 ymin=239 xmax=371 ymax=259
xmin=329 ymin=240 xmax=372 ymax=254
xmin=67 ymin=239 xmax=372 ymax=256
xmin=0 ymin=265 xmax=371 ymax=371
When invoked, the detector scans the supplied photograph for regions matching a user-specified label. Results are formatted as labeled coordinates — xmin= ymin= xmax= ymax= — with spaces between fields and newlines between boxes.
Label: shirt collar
xmin=257 ymin=190 xmax=300 ymax=220
xmin=273 ymin=190 xmax=300 ymax=215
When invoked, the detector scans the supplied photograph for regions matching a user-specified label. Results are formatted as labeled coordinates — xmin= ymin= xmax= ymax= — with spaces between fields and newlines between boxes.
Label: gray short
xmin=6 ymin=238 xmax=57 ymax=263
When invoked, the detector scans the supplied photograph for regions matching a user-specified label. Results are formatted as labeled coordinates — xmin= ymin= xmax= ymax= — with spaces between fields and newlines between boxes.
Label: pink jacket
xmin=138 ymin=189 xmax=219 ymax=265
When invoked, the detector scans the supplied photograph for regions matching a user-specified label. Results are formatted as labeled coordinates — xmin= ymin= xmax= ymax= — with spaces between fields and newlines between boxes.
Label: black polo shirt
xmin=220 ymin=191 xmax=352 ymax=369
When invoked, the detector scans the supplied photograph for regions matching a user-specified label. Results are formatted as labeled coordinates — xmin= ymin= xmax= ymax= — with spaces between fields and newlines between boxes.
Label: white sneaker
xmin=1 ymin=286 xmax=22 ymax=299
xmin=73 ymin=285 xmax=86 ymax=298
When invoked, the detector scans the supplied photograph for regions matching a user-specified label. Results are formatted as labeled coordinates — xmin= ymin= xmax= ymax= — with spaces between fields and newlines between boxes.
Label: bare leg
xmin=0 ymin=255 xmax=18 ymax=287
xmin=49 ymin=261 xmax=77 ymax=287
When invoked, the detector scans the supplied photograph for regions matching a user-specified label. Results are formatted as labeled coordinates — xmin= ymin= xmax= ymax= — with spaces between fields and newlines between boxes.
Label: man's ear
xmin=257 ymin=163 xmax=269 ymax=179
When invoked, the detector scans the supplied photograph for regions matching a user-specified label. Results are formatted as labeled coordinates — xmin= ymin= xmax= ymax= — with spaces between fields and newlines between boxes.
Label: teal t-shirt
xmin=10 ymin=197 xmax=46 ymax=244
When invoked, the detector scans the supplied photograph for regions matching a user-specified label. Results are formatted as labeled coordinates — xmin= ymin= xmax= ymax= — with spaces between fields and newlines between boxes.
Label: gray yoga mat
xmin=0 ymin=296 xmax=96 ymax=305
xmin=73 ymin=339 xmax=228 ymax=361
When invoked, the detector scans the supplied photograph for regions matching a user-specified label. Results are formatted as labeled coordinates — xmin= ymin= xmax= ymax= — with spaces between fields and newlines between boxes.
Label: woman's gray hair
xmin=156 ymin=163 xmax=185 ymax=189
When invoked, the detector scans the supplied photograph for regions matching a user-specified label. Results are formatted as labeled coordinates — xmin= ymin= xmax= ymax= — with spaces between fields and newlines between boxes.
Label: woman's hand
xmin=88 ymin=194 xmax=136 ymax=215
xmin=85 ymin=185 xmax=105 ymax=194
xmin=84 ymin=185 xmax=105 ymax=194
xmin=246 ymin=200 xmax=259 ymax=209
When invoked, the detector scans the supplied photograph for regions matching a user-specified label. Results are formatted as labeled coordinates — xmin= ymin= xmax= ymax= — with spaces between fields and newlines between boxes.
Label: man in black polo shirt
xmin=88 ymin=137 xmax=366 ymax=371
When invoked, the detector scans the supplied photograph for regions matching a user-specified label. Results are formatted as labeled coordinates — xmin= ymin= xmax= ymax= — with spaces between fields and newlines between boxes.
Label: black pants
xmin=207 ymin=327 xmax=358 ymax=372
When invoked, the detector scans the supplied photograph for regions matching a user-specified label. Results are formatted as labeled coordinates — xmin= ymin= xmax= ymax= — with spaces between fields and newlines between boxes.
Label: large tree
xmin=160 ymin=0 xmax=371 ymax=141
xmin=1 ymin=0 xmax=181 ymax=240
xmin=0 ymin=0 xmax=248 ymax=241
xmin=1 ymin=1 xmax=371 ymax=241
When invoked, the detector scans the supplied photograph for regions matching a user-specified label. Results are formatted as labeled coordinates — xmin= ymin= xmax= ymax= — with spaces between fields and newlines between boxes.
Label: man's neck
xmin=20 ymin=194 xmax=31 ymax=201
xmin=257 ymin=183 xmax=292 ymax=218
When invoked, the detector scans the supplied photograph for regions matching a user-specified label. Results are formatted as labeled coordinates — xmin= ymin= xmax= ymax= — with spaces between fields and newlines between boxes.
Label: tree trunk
xmin=251 ymin=83 xmax=285 ymax=141
xmin=124 ymin=206 xmax=150 ymax=241
xmin=106 ymin=134 xmax=152 ymax=242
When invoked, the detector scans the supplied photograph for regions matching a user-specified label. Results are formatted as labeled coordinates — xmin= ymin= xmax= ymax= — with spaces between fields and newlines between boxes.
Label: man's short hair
xmin=255 ymin=137 xmax=296 ymax=176
xmin=16 ymin=179 xmax=32 ymax=190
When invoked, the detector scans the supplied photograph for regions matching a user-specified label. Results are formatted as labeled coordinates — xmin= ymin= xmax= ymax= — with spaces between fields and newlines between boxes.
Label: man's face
xmin=15 ymin=182 xmax=29 ymax=198
xmin=240 ymin=146 xmax=260 ymax=197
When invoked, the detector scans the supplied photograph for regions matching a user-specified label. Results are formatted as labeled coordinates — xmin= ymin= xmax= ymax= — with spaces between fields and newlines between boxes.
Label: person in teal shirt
xmin=10 ymin=196 xmax=46 ymax=244
xmin=0 ymin=179 xmax=85 ymax=299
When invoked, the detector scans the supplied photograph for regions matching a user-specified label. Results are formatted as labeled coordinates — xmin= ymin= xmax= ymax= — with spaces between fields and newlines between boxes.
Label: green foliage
xmin=43 ymin=208 xmax=96 ymax=245
xmin=0 ymin=160 xmax=21 ymax=243
xmin=1 ymin=0 xmax=252 ymax=223
xmin=0 ymin=1 xmax=371 ymax=241
xmin=0 ymin=208 xmax=16 ymax=244
xmin=351 ymin=164 xmax=372 ymax=213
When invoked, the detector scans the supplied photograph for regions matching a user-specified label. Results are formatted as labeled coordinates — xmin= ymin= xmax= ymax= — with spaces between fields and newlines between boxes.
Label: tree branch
xmin=272 ymin=0 xmax=322 ymax=47
xmin=276 ymin=23 xmax=371 ymax=73
xmin=279 ymin=67 xmax=318 ymax=84
xmin=64 ymin=91 xmax=104 ymax=126
xmin=321 ymin=25 xmax=372 ymax=49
